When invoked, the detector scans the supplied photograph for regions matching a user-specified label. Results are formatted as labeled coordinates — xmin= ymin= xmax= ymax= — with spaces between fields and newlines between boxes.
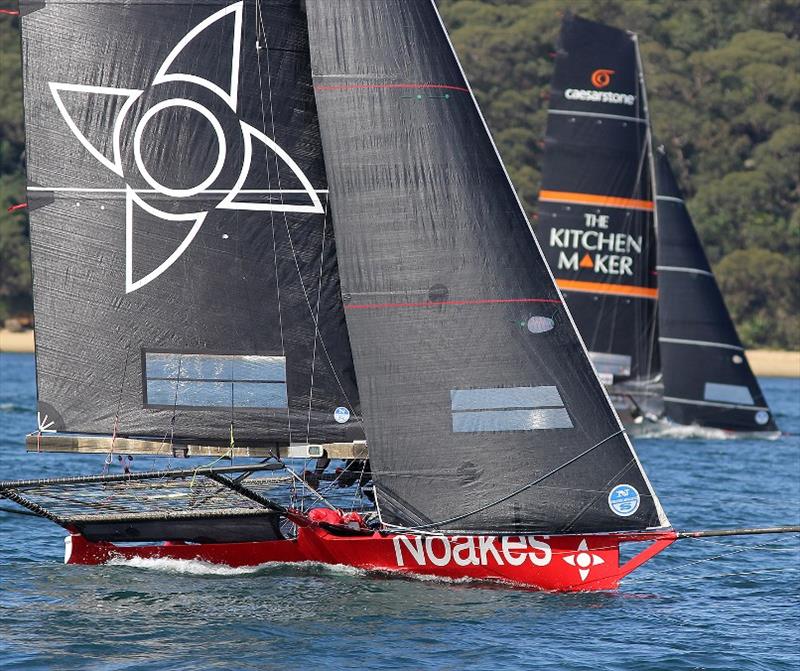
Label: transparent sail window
xmin=144 ymin=352 xmax=287 ymax=409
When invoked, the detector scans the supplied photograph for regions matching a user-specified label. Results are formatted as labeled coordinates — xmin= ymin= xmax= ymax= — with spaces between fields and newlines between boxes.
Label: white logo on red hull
xmin=563 ymin=538 xmax=605 ymax=581
xmin=393 ymin=535 xmax=552 ymax=568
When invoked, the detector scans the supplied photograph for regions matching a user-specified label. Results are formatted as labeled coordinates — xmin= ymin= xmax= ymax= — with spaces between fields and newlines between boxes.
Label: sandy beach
xmin=1 ymin=328 xmax=798 ymax=377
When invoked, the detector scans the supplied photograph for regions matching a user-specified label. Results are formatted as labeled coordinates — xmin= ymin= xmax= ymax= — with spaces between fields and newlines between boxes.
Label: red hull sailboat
xmin=4 ymin=0 xmax=796 ymax=591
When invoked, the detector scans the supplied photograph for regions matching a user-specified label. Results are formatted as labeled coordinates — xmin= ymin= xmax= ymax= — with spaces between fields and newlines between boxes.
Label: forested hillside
xmin=0 ymin=1 xmax=797 ymax=347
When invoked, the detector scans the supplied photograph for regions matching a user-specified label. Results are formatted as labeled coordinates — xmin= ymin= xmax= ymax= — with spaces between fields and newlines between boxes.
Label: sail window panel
xmin=143 ymin=353 xmax=287 ymax=409
xmin=703 ymin=383 xmax=754 ymax=406
xmin=451 ymin=386 xmax=564 ymax=411
xmin=233 ymin=382 xmax=288 ymax=408
xmin=450 ymin=386 xmax=573 ymax=432
xmin=453 ymin=408 xmax=574 ymax=433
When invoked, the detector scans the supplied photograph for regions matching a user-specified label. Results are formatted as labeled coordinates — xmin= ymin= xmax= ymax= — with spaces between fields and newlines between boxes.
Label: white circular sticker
xmin=333 ymin=406 xmax=350 ymax=424
xmin=608 ymin=484 xmax=640 ymax=517
xmin=755 ymin=410 xmax=769 ymax=426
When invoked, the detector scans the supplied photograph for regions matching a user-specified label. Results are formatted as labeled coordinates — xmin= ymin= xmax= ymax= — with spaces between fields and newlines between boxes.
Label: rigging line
xmin=256 ymin=9 xmax=361 ymax=423
xmin=103 ymin=340 xmax=132 ymax=474
xmin=305 ymin=196 xmax=329 ymax=445
xmin=282 ymin=464 xmax=339 ymax=511
xmin=625 ymin=537 xmax=792 ymax=583
xmin=562 ymin=457 xmax=643 ymax=532
xmin=254 ymin=1 xmax=292 ymax=443
xmin=403 ymin=429 xmax=626 ymax=531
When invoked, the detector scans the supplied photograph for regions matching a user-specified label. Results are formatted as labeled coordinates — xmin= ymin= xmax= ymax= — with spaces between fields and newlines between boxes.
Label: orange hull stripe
xmin=539 ymin=190 xmax=654 ymax=212
xmin=557 ymin=279 xmax=658 ymax=299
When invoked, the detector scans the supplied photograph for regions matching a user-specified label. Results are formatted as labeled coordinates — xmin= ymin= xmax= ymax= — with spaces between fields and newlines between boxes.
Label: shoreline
xmin=1 ymin=329 xmax=799 ymax=378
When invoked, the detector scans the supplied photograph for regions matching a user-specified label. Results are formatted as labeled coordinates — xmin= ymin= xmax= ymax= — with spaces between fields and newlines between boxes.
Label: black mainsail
xmin=306 ymin=0 xmax=668 ymax=533
xmin=21 ymin=0 xmax=362 ymax=445
xmin=538 ymin=14 xmax=660 ymax=393
xmin=655 ymin=149 xmax=778 ymax=432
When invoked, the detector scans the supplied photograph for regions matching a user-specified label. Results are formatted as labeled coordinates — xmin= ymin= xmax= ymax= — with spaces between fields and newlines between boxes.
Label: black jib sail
xmin=537 ymin=14 xmax=660 ymax=390
xmin=655 ymin=149 xmax=778 ymax=432
xmin=21 ymin=0 xmax=362 ymax=445
xmin=306 ymin=0 xmax=668 ymax=533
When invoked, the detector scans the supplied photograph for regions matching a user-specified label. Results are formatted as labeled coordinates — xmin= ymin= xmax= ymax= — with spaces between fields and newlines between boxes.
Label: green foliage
xmin=440 ymin=0 xmax=799 ymax=348
xmin=716 ymin=249 xmax=799 ymax=349
xmin=0 ymin=3 xmax=797 ymax=347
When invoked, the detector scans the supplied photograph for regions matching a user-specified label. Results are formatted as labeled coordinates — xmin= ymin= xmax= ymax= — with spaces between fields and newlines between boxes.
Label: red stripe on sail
xmin=346 ymin=298 xmax=561 ymax=310
xmin=314 ymin=83 xmax=469 ymax=93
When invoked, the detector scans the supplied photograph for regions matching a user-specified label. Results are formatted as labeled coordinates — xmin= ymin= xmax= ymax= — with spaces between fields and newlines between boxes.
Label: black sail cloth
xmin=538 ymin=14 xmax=659 ymax=385
xmin=21 ymin=0 xmax=362 ymax=444
xmin=655 ymin=150 xmax=777 ymax=432
xmin=306 ymin=0 xmax=668 ymax=534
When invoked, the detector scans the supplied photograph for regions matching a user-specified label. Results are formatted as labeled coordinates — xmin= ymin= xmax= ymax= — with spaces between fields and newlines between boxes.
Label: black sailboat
xmin=538 ymin=14 xmax=778 ymax=435
xmin=655 ymin=148 xmax=778 ymax=433
xmin=2 ymin=1 xmax=794 ymax=589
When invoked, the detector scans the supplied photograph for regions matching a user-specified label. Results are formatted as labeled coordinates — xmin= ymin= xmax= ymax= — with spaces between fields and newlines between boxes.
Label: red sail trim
xmin=557 ymin=279 xmax=658 ymax=299
xmin=346 ymin=297 xmax=561 ymax=310
xmin=539 ymin=189 xmax=654 ymax=212
xmin=315 ymin=83 xmax=469 ymax=93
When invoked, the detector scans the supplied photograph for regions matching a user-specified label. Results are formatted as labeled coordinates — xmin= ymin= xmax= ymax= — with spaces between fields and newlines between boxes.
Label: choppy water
xmin=1 ymin=351 xmax=798 ymax=671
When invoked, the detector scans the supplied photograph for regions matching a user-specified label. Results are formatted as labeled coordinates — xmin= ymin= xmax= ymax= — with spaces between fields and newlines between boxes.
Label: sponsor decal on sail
xmin=549 ymin=213 xmax=643 ymax=277
xmin=393 ymin=535 xmax=553 ymax=568
xmin=564 ymin=67 xmax=635 ymax=106
xmin=48 ymin=2 xmax=323 ymax=293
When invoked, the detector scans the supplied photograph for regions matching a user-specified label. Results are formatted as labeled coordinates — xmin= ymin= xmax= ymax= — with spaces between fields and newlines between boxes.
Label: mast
xmin=633 ymin=31 xmax=661 ymax=385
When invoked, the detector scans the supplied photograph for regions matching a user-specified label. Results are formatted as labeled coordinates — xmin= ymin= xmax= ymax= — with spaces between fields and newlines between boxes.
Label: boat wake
xmin=633 ymin=419 xmax=781 ymax=441
xmin=105 ymin=556 xmax=504 ymax=586
xmin=107 ymin=556 xmax=272 ymax=576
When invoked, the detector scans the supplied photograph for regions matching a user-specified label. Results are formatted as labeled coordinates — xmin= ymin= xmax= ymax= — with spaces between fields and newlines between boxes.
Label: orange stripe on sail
xmin=539 ymin=190 xmax=654 ymax=212
xmin=557 ymin=279 xmax=658 ymax=299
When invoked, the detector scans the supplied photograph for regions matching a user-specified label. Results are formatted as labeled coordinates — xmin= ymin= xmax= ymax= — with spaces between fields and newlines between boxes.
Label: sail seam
xmin=548 ymin=109 xmax=646 ymax=124
xmin=27 ymin=187 xmax=329 ymax=194
xmin=659 ymin=337 xmax=743 ymax=351
xmin=314 ymin=83 xmax=468 ymax=93
xmin=664 ymin=397 xmax=768 ymax=411
xmin=656 ymin=265 xmax=713 ymax=276
xmin=345 ymin=297 xmax=560 ymax=310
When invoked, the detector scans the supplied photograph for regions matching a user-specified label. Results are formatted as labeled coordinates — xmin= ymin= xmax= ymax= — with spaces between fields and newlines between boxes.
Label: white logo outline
xmin=48 ymin=1 xmax=324 ymax=293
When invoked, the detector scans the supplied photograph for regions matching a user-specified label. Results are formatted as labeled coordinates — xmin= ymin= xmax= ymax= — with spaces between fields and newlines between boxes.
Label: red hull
xmin=64 ymin=510 xmax=677 ymax=591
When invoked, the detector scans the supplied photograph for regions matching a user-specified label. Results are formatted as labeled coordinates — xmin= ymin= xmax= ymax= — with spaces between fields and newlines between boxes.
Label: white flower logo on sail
xmin=48 ymin=1 xmax=323 ymax=293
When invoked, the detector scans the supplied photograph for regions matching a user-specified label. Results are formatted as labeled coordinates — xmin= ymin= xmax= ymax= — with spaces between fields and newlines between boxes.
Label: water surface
xmin=1 ymin=352 xmax=798 ymax=670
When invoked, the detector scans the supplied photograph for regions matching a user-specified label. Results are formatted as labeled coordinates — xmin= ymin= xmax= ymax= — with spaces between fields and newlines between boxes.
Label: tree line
xmin=0 ymin=1 xmax=798 ymax=347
